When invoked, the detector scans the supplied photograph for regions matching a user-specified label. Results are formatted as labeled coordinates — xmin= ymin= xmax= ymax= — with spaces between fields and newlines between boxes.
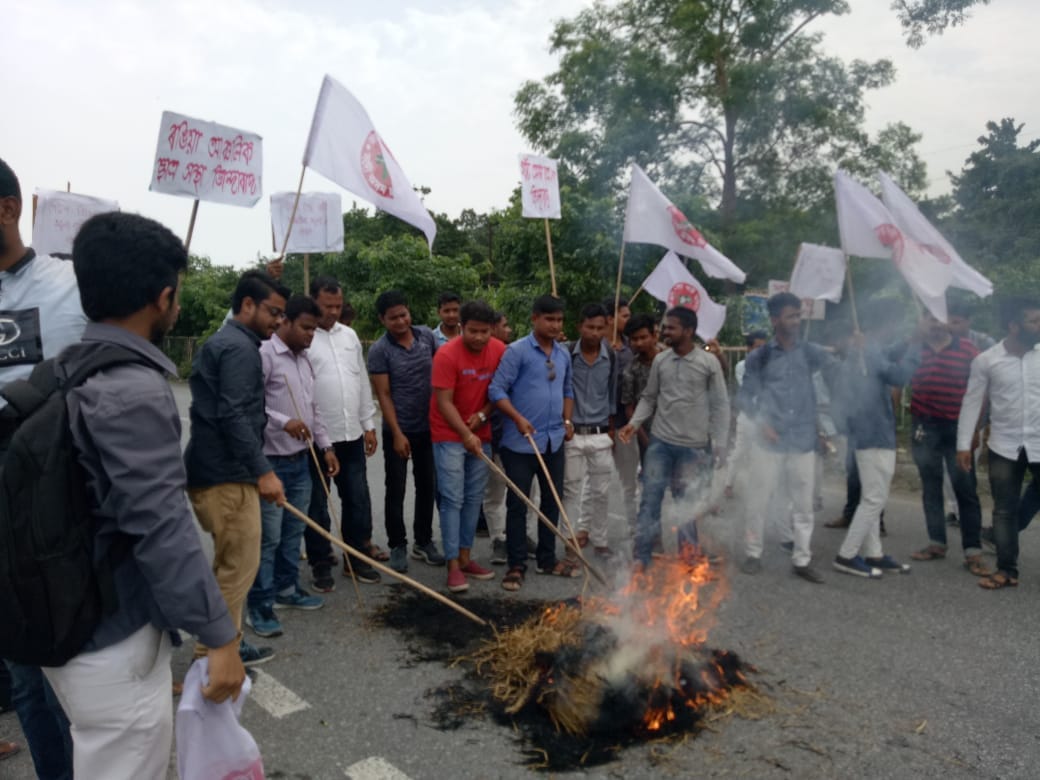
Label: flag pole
xmin=184 ymin=199 xmax=200 ymax=254
xmin=627 ymin=283 xmax=645 ymax=307
xmin=612 ymin=242 xmax=627 ymax=343
xmin=303 ymin=253 xmax=311 ymax=294
xmin=544 ymin=218 xmax=557 ymax=297
xmin=277 ymin=165 xmax=307 ymax=260
xmin=844 ymin=254 xmax=867 ymax=375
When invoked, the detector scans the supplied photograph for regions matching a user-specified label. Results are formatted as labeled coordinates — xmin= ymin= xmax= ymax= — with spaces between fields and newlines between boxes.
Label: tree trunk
xmin=720 ymin=109 xmax=738 ymax=227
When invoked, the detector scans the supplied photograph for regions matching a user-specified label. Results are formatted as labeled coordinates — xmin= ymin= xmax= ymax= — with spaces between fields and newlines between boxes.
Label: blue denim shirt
xmin=837 ymin=342 xmax=921 ymax=451
xmin=739 ymin=339 xmax=837 ymax=453
xmin=489 ymin=333 xmax=574 ymax=454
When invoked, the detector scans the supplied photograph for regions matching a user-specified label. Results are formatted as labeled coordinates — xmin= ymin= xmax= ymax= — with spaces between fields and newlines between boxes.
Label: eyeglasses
xmin=260 ymin=302 xmax=285 ymax=319
xmin=545 ymin=359 xmax=556 ymax=381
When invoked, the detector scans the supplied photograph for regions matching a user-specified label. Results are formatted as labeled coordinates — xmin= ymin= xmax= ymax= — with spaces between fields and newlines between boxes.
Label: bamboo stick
xmin=276 ymin=165 xmax=307 ymax=260
xmin=544 ymin=218 xmax=557 ymax=297
xmin=184 ymin=199 xmax=200 ymax=254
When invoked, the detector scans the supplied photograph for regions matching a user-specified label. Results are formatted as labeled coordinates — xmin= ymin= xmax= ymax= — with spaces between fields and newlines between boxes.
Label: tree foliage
xmin=892 ymin=0 xmax=991 ymax=48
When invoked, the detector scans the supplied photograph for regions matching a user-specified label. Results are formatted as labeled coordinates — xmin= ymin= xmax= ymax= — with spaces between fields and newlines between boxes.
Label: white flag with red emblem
xmin=834 ymin=170 xmax=950 ymax=321
xmin=303 ymin=75 xmax=436 ymax=249
xmin=641 ymin=251 xmax=727 ymax=340
xmin=622 ymin=165 xmax=746 ymax=283
xmin=878 ymin=172 xmax=993 ymax=298
xmin=789 ymin=243 xmax=846 ymax=303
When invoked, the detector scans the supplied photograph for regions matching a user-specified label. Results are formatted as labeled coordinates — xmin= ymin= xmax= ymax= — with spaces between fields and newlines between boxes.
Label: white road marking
xmin=248 ymin=669 xmax=311 ymax=719
xmin=344 ymin=757 xmax=413 ymax=780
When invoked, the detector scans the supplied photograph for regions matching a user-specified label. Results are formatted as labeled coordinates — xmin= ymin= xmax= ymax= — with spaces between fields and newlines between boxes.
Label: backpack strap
xmin=62 ymin=345 xmax=151 ymax=393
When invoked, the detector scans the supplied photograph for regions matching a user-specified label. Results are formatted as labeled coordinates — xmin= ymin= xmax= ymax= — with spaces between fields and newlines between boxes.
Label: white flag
xmin=641 ymin=251 xmax=727 ymax=340
xmin=834 ymin=170 xmax=950 ymax=321
xmin=623 ymin=165 xmax=746 ymax=283
xmin=789 ymin=243 xmax=846 ymax=303
xmin=32 ymin=190 xmax=119 ymax=257
xmin=303 ymin=75 xmax=436 ymax=249
xmin=270 ymin=192 xmax=344 ymax=254
xmin=518 ymin=154 xmax=561 ymax=219
xmin=878 ymin=172 xmax=993 ymax=298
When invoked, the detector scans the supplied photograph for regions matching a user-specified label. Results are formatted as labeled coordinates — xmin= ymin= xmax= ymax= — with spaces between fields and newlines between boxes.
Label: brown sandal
xmin=910 ymin=545 xmax=946 ymax=561
xmin=502 ymin=567 xmax=524 ymax=591
xmin=537 ymin=558 xmax=582 ymax=578
xmin=978 ymin=571 xmax=1018 ymax=589
xmin=964 ymin=555 xmax=992 ymax=577
xmin=0 ymin=741 xmax=20 ymax=761
xmin=575 ymin=531 xmax=589 ymax=549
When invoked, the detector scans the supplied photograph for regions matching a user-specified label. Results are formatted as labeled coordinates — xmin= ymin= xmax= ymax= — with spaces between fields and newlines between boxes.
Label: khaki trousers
xmin=189 ymin=482 xmax=261 ymax=656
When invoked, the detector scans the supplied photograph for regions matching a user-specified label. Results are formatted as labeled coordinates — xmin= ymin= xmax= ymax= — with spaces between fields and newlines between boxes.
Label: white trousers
xmin=744 ymin=445 xmax=816 ymax=566
xmin=839 ymin=448 xmax=895 ymax=560
xmin=44 ymin=624 xmax=173 ymax=780
xmin=613 ymin=435 xmax=641 ymax=533
xmin=564 ymin=433 xmax=615 ymax=547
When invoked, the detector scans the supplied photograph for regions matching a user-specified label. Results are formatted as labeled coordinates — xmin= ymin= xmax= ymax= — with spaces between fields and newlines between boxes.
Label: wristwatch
xmin=477 ymin=411 xmax=488 ymax=423
xmin=564 ymin=419 xmax=573 ymax=427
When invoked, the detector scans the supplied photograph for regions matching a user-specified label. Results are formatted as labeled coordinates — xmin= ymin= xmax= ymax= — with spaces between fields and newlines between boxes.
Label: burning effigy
xmin=376 ymin=555 xmax=757 ymax=770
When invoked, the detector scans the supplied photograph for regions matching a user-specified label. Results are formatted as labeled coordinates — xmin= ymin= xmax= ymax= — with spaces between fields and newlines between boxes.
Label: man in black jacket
xmin=185 ymin=270 xmax=288 ymax=666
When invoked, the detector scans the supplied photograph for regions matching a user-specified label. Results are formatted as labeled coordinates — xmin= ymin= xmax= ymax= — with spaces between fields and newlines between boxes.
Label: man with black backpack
xmin=35 ymin=212 xmax=244 ymax=776
xmin=0 ymin=158 xmax=82 ymax=780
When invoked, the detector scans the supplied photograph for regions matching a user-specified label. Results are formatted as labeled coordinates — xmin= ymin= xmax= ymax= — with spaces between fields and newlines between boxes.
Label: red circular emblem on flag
xmin=360 ymin=131 xmax=393 ymax=198
xmin=667 ymin=206 xmax=707 ymax=248
xmin=668 ymin=282 xmax=701 ymax=311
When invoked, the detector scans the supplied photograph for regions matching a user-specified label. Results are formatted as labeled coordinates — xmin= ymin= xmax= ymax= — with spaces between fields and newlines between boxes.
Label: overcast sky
xmin=4 ymin=0 xmax=1038 ymax=267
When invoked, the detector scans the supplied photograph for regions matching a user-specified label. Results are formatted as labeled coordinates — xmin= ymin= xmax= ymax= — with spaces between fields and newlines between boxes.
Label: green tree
xmin=171 ymin=255 xmax=240 ymax=340
xmin=893 ymin=0 xmax=991 ymax=47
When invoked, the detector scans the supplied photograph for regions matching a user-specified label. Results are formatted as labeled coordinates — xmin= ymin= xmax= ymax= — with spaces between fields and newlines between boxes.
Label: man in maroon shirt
xmin=908 ymin=311 xmax=985 ymax=572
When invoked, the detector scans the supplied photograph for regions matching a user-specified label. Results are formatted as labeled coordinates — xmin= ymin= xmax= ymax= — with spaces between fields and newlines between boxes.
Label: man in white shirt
xmin=304 ymin=276 xmax=383 ymax=588
xmin=958 ymin=296 xmax=1040 ymax=589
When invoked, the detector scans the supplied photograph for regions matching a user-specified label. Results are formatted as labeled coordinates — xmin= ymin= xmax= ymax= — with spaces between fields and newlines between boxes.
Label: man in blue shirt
xmin=739 ymin=292 xmax=837 ymax=583
xmin=489 ymin=295 xmax=576 ymax=590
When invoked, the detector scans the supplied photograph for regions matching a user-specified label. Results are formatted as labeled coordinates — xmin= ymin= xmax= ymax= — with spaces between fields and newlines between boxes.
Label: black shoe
xmin=741 ymin=556 xmax=762 ymax=575
xmin=793 ymin=565 xmax=825 ymax=584
xmin=490 ymin=538 xmax=507 ymax=565
xmin=311 ymin=564 xmax=336 ymax=593
xmin=345 ymin=559 xmax=381 ymax=584
xmin=239 ymin=640 xmax=275 ymax=667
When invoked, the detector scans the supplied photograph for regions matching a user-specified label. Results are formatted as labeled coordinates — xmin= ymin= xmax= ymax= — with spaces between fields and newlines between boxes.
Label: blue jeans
xmin=249 ymin=453 xmax=312 ymax=607
xmin=635 ymin=436 xmax=711 ymax=564
xmin=434 ymin=441 xmax=491 ymax=561
xmin=4 ymin=660 xmax=72 ymax=780
xmin=304 ymin=437 xmax=374 ymax=568
xmin=911 ymin=417 xmax=982 ymax=552
xmin=987 ymin=448 xmax=1040 ymax=578
xmin=500 ymin=444 xmax=565 ymax=570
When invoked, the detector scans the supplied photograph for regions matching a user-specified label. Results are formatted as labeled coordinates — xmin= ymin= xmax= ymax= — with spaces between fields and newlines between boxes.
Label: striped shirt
xmin=910 ymin=336 xmax=979 ymax=421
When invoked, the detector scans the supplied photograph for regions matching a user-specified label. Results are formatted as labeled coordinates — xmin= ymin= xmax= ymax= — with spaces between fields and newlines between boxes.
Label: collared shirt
xmin=958 ymin=341 xmax=1040 ymax=461
xmin=185 ymin=319 xmax=271 ymax=487
xmin=837 ymin=343 xmax=921 ymax=451
xmin=432 ymin=322 xmax=457 ymax=347
xmin=62 ymin=323 xmax=236 ymax=652
xmin=489 ymin=332 xmax=574 ymax=453
xmin=260 ymin=333 xmax=331 ymax=456
xmin=309 ymin=323 xmax=376 ymax=443
xmin=367 ymin=325 xmax=438 ymax=434
xmin=739 ymin=339 xmax=836 ymax=453
xmin=569 ymin=339 xmax=615 ymax=425
xmin=0 ymin=249 xmax=87 ymax=403
xmin=910 ymin=336 xmax=978 ymax=421
xmin=611 ymin=337 xmax=634 ymax=421
xmin=629 ymin=347 xmax=729 ymax=449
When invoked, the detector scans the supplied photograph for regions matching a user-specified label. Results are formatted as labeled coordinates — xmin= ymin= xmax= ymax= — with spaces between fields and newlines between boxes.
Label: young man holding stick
xmin=489 ymin=294 xmax=577 ymax=590
xmin=45 ymin=212 xmax=244 ymax=777
xmin=246 ymin=295 xmax=339 ymax=638
xmin=186 ymin=270 xmax=288 ymax=666
xmin=430 ymin=300 xmax=505 ymax=592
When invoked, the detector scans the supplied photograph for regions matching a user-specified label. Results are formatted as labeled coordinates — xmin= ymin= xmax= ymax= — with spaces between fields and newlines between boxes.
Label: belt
xmin=573 ymin=424 xmax=610 ymax=435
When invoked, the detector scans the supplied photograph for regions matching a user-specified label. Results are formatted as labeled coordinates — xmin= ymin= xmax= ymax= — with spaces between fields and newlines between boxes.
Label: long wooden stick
xmin=612 ymin=242 xmax=627 ymax=343
xmin=523 ymin=434 xmax=598 ymax=578
xmin=277 ymin=165 xmax=307 ymax=259
xmin=544 ymin=219 xmax=557 ymax=297
xmin=283 ymin=380 xmax=364 ymax=611
xmin=627 ymin=283 xmax=645 ymax=308
xmin=282 ymin=502 xmax=488 ymax=627
xmin=184 ymin=199 xmax=200 ymax=254
xmin=303 ymin=253 xmax=311 ymax=295
xmin=844 ymin=254 xmax=866 ymax=375
xmin=478 ymin=450 xmax=607 ymax=586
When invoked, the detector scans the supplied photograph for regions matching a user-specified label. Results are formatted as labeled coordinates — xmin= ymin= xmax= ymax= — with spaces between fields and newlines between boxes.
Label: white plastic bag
xmin=176 ymin=657 xmax=265 ymax=780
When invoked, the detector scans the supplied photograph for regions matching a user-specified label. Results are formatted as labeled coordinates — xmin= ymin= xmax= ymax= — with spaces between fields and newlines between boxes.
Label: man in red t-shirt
xmin=430 ymin=301 xmax=507 ymax=592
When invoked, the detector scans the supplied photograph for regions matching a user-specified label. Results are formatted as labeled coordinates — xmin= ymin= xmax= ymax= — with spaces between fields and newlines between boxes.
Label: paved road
xmin=2 ymin=381 xmax=1037 ymax=778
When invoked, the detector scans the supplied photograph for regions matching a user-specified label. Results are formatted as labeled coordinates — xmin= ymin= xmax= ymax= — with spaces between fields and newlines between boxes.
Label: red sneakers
xmin=460 ymin=561 xmax=495 ymax=580
xmin=447 ymin=568 xmax=469 ymax=593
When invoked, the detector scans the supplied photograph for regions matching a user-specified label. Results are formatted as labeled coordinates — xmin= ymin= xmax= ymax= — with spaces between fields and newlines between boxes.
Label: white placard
xmin=768 ymin=280 xmax=826 ymax=320
xmin=270 ymin=192 xmax=343 ymax=253
xmin=32 ymin=189 xmax=119 ymax=257
xmin=519 ymin=153 xmax=561 ymax=219
xmin=149 ymin=111 xmax=263 ymax=207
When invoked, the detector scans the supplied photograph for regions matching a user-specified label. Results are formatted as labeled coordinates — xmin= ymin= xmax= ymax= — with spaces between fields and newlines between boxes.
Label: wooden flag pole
xmin=282 ymin=502 xmax=488 ymax=627
xmin=303 ymin=253 xmax=311 ymax=294
xmin=184 ymin=199 xmax=200 ymax=254
xmin=844 ymin=254 xmax=867 ymax=375
xmin=544 ymin=219 xmax=557 ymax=297
xmin=277 ymin=165 xmax=307 ymax=260
xmin=627 ymin=283 xmax=646 ymax=308
xmin=612 ymin=242 xmax=627 ymax=343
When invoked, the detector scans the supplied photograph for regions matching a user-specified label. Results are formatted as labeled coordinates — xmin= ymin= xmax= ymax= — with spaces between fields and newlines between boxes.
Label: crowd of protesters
xmin=1 ymin=154 xmax=1036 ymax=776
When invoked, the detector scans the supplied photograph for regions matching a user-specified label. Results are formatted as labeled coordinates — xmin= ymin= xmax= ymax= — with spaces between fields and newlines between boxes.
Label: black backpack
xmin=0 ymin=345 xmax=143 ymax=666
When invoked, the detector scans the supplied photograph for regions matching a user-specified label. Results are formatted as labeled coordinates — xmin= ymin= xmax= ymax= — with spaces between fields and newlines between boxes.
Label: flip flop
xmin=536 ymin=558 xmax=582 ymax=578
xmin=978 ymin=571 xmax=1018 ymax=590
